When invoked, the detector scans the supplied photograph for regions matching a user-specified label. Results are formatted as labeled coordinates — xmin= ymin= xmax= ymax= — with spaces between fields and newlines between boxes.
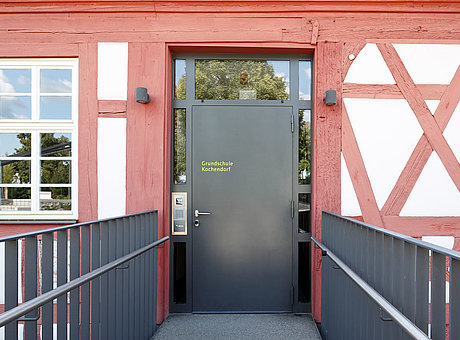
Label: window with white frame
xmin=0 ymin=59 xmax=78 ymax=220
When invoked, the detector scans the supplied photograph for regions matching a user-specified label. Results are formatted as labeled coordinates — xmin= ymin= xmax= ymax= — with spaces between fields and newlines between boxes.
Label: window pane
xmin=195 ymin=59 xmax=289 ymax=100
xmin=0 ymin=133 xmax=31 ymax=156
xmin=0 ymin=96 xmax=31 ymax=119
xmin=174 ymin=109 xmax=186 ymax=184
xmin=1 ymin=160 xmax=30 ymax=184
xmin=298 ymin=242 xmax=311 ymax=303
xmin=41 ymin=133 xmax=72 ymax=157
xmin=40 ymin=69 xmax=72 ymax=93
xmin=174 ymin=59 xmax=186 ymax=100
xmin=298 ymin=193 xmax=311 ymax=233
xmin=299 ymin=109 xmax=311 ymax=184
xmin=40 ymin=187 xmax=71 ymax=211
xmin=40 ymin=96 xmax=71 ymax=120
xmin=41 ymin=160 xmax=71 ymax=184
xmin=0 ymin=69 xmax=31 ymax=93
xmin=299 ymin=60 xmax=312 ymax=100
xmin=0 ymin=187 xmax=31 ymax=211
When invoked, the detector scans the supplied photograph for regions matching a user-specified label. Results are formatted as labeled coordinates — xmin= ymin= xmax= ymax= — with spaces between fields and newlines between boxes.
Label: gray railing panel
xmin=115 ymin=218 xmax=124 ymax=340
xmin=81 ymin=225 xmax=91 ymax=340
xmin=0 ymin=210 xmax=165 ymax=340
xmin=100 ymin=221 xmax=109 ymax=340
xmin=318 ymin=212 xmax=458 ymax=340
xmin=5 ymin=240 xmax=18 ymax=340
xmin=24 ymin=236 xmax=37 ymax=340
xmin=41 ymin=233 xmax=53 ymax=340
xmin=451 ymin=258 xmax=460 ymax=339
xmin=57 ymin=229 xmax=67 ymax=340
xmin=432 ymin=252 xmax=446 ymax=340
xmin=415 ymin=246 xmax=429 ymax=334
xmin=91 ymin=222 xmax=101 ymax=340
xmin=70 ymin=227 xmax=80 ymax=340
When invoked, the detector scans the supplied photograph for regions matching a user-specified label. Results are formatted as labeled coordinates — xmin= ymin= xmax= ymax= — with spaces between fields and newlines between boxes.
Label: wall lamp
xmin=136 ymin=87 xmax=150 ymax=104
xmin=325 ymin=90 xmax=337 ymax=106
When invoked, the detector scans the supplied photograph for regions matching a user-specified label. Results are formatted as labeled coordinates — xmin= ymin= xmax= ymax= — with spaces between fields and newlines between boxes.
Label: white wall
xmin=97 ymin=118 xmax=127 ymax=219
xmin=97 ymin=42 xmax=128 ymax=100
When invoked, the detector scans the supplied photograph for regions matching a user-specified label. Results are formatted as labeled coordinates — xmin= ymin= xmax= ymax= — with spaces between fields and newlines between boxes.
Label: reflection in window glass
xmin=175 ymin=60 xmax=186 ymax=100
xmin=1 ymin=160 xmax=30 ymax=184
xmin=0 ymin=96 xmax=31 ymax=119
xmin=299 ymin=61 xmax=312 ymax=100
xmin=0 ymin=187 xmax=31 ymax=211
xmin=195 ymin=59 xmax=289 ymax=100
xmin=0 ymin=69 xmax=31 ymax=93
xmin=40 ymin=96 xmax=72 ymax=120
xmin=41 ymin=160 xmax=71 ymax=184
xmin=299 ymin=109 xmax=311 ymax=184
xmin=0 ymin=133 xmax=31 ymax=156
xmin=41 ymin=133 xmax=72 ymax=157
xmin=40 ymin=187 xmax=71 ymax=211
xmin=174 ymin=109 xmax=186 ymax=184
xmin=298 ymin=193 xmax=311 ymax=233
xmin=40 ymin=69 xmax=72 ymax=93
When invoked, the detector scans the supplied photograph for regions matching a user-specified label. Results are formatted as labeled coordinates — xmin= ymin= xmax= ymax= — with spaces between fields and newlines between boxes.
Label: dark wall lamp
xmin=136 ymin=87 xmax=150 ymax=104
xmin=325 ymin=90 xmax=337 ymax=106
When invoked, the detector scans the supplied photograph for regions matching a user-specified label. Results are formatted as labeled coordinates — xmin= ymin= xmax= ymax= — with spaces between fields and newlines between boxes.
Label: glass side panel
xmin=0 ymin=96 xmax=31 ymax=119
xmin=174 ymin=59 xmax=186 ymax=100
xmin=299 ymin=60 xmax=312 ymax=100
xmin=40 ymin=96 xmax=72 ymax=120
xmin=299 ymin=109 xmax=311 ymax=184
xmin=174 ymin=108 xmax=186 ymax=184
xmin=41 ymin=133 xmax=72 ymax=157
xmin=0 ymin=187 xmax=31 ymax=211
xmin=1 ymin=160 xmax=30 ymax=184
xmin=173 ymin=242 xmax=186 ymax=303
xmin=195 ymin=59 xmax=289 ymax=100
xmin=298 ymin=242 xmax=311 ymax=303
xmin=0 ymin=133 xmax=31 ymax=156
xmin=0 ymin=69 xmax=31 ymax=93
xmin=298 ymin=193 xmax=311 ymax=233
xmin=40 ymin=69 xmax=72 ymax=93
xmin=40 ymin=187 xmax=71 ymax=211
xmin=41 ymin=160 xmax=71 ymax=184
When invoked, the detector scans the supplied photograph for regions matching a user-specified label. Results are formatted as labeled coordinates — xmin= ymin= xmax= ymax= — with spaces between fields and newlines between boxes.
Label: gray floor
xmin=152 ymin=314 xmax=322 ymax=340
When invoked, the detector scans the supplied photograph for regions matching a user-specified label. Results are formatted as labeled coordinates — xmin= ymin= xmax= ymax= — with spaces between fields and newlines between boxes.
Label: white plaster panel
xmin=97 ymin=118 xmax=127 ymax=219
xmin=344 ymin=98 xmax=423 ymax=209
xmin=444 ymin=102 xmax=460 ymax=161
xmin=97 ymin=42 xmax=128 ymax=100
xmin=421 ymin=236 xmax=455 ymax=249
xmin=341 ymin=153 xmax=362 ymax=216
xmin=425 ymin=100 xmax=440 ymax=115
xmin=401 ymin=153 xmax=460 ymax=216
xmin=394 ymin=44 xmax=460 ymax=84
xmin=344 ymin=43 xmax=396 ymax=84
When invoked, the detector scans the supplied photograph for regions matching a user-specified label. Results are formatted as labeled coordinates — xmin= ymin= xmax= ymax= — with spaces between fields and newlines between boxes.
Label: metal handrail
xmin=0 ymin=235 xmax=169 ymax=327
xmin=0 ymin=210 xmax=158 ymax=242
xmin=324 ymin=211 xmax=460 ymax=260
xmin=312 ymin=236 xmax=429 ymax=340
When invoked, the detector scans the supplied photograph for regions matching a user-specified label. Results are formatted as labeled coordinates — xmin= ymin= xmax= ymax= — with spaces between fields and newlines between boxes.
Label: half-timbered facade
xmin=0 ymin=0 xmax=459 ymax=327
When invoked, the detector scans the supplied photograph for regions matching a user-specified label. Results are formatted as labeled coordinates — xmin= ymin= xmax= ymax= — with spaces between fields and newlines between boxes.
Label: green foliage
xmin=298 ymin=110 xmax=311 ymax=184
xmin=174 ymin=109 xmax=186 ymax=184
xmin=176 ymin=60 xmax=289 ymax=100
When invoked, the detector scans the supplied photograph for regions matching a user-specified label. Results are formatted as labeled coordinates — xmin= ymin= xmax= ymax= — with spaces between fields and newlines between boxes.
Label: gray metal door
xmin=192 ymin=105 xmax=293 ymax=312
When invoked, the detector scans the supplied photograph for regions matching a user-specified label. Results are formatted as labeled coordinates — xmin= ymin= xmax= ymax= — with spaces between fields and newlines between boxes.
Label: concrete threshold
xmin=152 ymin=313 xmax=322 ymax=340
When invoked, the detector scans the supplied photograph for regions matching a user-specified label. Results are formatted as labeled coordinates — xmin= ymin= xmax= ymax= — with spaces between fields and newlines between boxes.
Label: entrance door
xmin=192 ymin=105 xmax=293 ymax=312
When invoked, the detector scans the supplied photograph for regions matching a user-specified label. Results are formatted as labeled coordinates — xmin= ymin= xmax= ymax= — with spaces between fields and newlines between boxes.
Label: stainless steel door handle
xmin=195 ymin=210 xmax=212 ymax=218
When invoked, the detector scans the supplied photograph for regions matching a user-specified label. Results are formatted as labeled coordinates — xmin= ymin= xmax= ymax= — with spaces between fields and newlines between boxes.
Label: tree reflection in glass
xmin=299 ymin=109 xmax=311 ymax=184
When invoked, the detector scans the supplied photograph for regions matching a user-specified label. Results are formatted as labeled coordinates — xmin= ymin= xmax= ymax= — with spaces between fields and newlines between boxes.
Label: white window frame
xmin=0 ymin=59 xmax=78 ymax=220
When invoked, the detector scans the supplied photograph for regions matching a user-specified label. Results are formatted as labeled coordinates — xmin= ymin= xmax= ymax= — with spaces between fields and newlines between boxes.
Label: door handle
xmin=195 ymin=210 xmax=212 ymax=218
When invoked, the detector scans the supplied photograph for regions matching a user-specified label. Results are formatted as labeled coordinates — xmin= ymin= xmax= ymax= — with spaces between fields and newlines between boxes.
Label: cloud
xmin=41 ymin=77 xmax=72 ymax=93
xmin=0 ymin=70 xmax=16 ymax=93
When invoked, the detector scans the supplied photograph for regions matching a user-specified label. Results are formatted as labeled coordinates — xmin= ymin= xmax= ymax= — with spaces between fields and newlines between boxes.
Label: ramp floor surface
xmin=152 ymin=313 xmax=322 ymax=340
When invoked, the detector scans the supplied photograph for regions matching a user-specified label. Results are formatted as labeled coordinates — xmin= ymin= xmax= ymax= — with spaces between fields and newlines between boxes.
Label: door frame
xmin=169 ymin=53 xmax=313 ymax=313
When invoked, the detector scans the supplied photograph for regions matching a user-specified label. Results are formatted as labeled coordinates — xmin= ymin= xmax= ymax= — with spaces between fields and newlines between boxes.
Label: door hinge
xmin=291 ymin=200 xmax=294 ymax=219
xmin=290 ymin=114 xmax=294 ymax=133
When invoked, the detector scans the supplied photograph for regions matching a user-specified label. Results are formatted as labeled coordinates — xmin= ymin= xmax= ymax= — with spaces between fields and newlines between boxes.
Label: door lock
xmin=194 ymin=219 xmax=200 ymax=227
